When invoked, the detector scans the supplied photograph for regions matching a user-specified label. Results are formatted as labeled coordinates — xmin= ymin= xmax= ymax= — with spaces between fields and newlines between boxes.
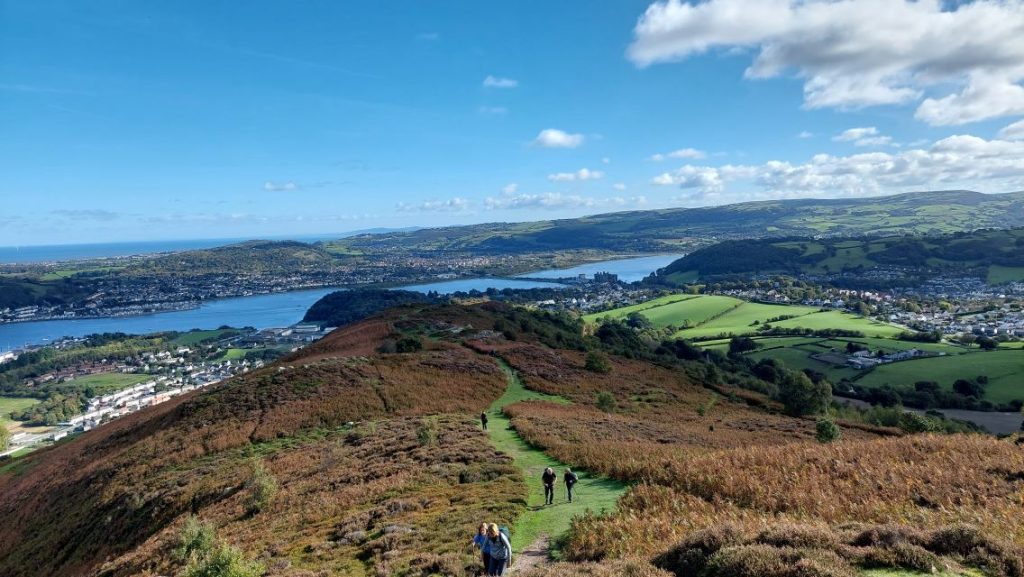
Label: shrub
xmin=815 ymin=418 xmax=841 ymax=443
xmin=897 ymin=412 xmax=935 ymax=434
xmin=245 ymin=460 xmax=278 ymax=516
xmin=585 ymin=351 xmax=612 ymax=374
xmin=596 ymin=391 xmax=616 ymax=413
xmin=703 ymin=544 xmax=855 ymax=577
xmin=174 ymin=516 xmax=216 ymax=563
xmin=183 ymin=543 xmax=264 ymax=577
xmin=416 ymin=416 xmax=439 ymax=446
xmin=654 ymin=524 xmax=746 ymax=577
xmin=778 ymin=371 xmax=831 ymax=417
xmin=395 ymin=337 xmax=423 ymax=353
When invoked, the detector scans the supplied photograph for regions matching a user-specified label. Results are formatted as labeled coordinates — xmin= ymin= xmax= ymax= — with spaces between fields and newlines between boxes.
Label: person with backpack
xmin=480 ymin=411 xmax=488 ymax=431
xmin=471 ymin=522 xmax=491 ymax=574
xmin=486 ymin=523 xmax=512 ymax=576
xmin=542 ymin=467 xmax=557 ymax=505
xmin=564 ymin=467 xmax=578 ymax=503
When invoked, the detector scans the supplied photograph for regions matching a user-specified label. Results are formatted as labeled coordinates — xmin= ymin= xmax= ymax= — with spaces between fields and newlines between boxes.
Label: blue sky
xmin=3 ymin=0 xmax=1024 ymax=245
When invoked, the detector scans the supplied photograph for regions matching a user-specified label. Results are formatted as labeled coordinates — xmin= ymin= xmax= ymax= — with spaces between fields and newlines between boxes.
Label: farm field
xmin=171 ymin=328 xmax=238 ymax=346
xmin=854 ymin=350 xmax=1024 ymax=404
xmin=770 ymin=310 xmax=906 ymax=337
xmin=672 ymin=300 xmax=821 ymax=339
xmin=217 ymin=348 xmax=248 ymax=360
xmin=63 ymin=372 xmax=151 ymax=396
xmin=582 ymin=294 xmax=699 ymax=325
xmin=987 ymin=264 xmax=1024 ymax=284
xmin=0 ymin=397 xmax=39 ymax=430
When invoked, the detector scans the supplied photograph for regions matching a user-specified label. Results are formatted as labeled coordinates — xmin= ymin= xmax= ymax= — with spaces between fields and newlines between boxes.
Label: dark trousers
xmin=488 ymin=556 xmax=508 ymax=576
xmin=544 ymin=483 xmax=554 ymax=504
xmin=567 ymin=482 xmax=575 ymax=502
xmin=481 ymin=552 xmax=491 ymax=575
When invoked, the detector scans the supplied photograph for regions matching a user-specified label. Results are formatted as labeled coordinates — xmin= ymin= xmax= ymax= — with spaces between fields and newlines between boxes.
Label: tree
xmin=584 ymin=351 xmax=612 ymax=374
xmin=0 ymin=426 xmax=10 ymax=451
xmin=778 ymin=371 xmax=832 ymax=417
xmin=395 ymin=337 xmax=423 ymax=353
xmin=953 ymin=379 xmax=984 ymax=399
xmin=815 ymin=417 xmax=841 ymax=443
xmin=728 ymin=336 xmax=759 ymax=355
xmin=625 ymin=312 xmax=653 ymax=330
xmin=245 ymin=460 xmax=278 ymax=516
xmin=977 ymin=337 xmax=998 ymax=351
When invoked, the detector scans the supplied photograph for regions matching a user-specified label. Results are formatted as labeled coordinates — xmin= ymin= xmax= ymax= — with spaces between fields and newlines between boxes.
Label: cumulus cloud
xmin=547 ymin=168 xmax=605 ymax=182
xmin=263 ymin=181 xmax=299 ymax=192
xmin=999 ymin=119 xmax=1024 ymax=140
xmin=832 ymin=127 xmax=895 ymax=147
xmin=628 ymin=0 xmax=1024 ymax=125
xmin=650 ymin=147 xmax=706 ymax=161
xmin=395 ymin=198 xmax=470 ymax=213
xmin=483 ymin=75 xmax=518 ymax=88
xmin=502 ymin=183 xmax=519 ymax=194
xmin=485 ymin=192 xmax=645 ymax=211
xmin=534 ymin=128 xmax=585 ymax=148
xmin=650 ymin=133 xmax=1024 ymax=200
xmin=797 ymin=131 xmax=814 ymax=139
xmin=613 ymin=182 xmax=627 ymax=191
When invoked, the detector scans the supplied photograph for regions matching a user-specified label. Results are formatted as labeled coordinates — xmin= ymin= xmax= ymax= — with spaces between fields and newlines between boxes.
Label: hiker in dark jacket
xmin=486 ymin=523 xmax=511 ymax=576
xmin=480 ymin=412 xmax=488 ymax=430
xmin=542 ymin=467 xmax=557 ymax=505
xmin=564 ymin=468 xmax=578 ymax=502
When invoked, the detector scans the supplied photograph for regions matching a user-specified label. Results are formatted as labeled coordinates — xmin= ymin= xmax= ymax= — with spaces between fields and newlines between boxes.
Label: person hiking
xmin=480 ymin=411 xmax=488 ymax=431
xmin=471 ymin=522 xmax=491 ymax=574
xmin=486 ymin=523 xmax=511 ymax=576
xmin=564 ymin=467 xmax=579 ymax=503
xmin=542 ymin=467 xmax=557 ymax=505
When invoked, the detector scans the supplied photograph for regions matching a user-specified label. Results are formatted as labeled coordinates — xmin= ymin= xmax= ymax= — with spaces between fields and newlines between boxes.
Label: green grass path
xmin=485 ymin=361 xmax=625 ymax=559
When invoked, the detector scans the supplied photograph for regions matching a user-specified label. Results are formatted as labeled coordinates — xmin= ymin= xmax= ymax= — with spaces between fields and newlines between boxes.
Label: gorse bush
xmin=585 ymin=351 xmax=612 ymax=374
xmin=174 ymin=516 xmax=216 ymax=563
xmin=417 ymin=416 xmax=439 ymax=446
xmin=815 ymin=418 xmax=841 ymax=443
xmin=183 ymin=543 xmax=264 ymax=577
xmin=595 ymin=391 xmax=616 ymax=413
xmin=245 ymin=460 xmax=278 ymax=516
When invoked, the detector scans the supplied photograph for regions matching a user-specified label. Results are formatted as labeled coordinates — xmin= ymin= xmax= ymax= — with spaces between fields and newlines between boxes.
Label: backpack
xmin=499 ymin=525 xmax=511 ymax=546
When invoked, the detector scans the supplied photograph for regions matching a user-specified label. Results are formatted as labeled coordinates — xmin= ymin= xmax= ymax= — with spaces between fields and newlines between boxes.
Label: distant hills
xmin=332 ymin=190 xmax=1024 ymax=254
xmin=654 ymin=227 xmax=1024 ymax=287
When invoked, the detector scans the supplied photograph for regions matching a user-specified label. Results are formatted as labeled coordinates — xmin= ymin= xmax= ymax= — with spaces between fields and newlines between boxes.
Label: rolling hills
xmin=332 ymin=190 xmax=1024 ymax=254
xmin=655 ymin=226 xmax=1024 ymax=286
xmin=1 ymin=302 xmax=1021 ymax=577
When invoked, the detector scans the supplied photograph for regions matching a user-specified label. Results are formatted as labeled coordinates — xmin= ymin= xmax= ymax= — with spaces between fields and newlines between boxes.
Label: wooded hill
xmin=654 ymin=226 xmax=1024 ymax=287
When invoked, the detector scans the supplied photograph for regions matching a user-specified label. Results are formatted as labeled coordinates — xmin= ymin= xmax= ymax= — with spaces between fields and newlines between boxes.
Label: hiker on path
xmin=542 ymin=467 xmax=557 ymax=505
xmin=486 ymin=523 xmax=512 ymax=576
xmin=472 ymin=522 xmax=491 ymax=574
xmin=564 ymin=468 xmax=578 ymax=503
xmin=480 ymin=412 xmax=488 ymax=431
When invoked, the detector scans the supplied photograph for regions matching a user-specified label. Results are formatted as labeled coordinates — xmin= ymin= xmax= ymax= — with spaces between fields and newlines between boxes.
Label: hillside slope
xmin=655 ymin=226 xmax=1024 ymax=286
xmin=334 ymin=190 xmax=1024 ymax=254
xmin=1 ymin=302 xmax=1021 ymax=577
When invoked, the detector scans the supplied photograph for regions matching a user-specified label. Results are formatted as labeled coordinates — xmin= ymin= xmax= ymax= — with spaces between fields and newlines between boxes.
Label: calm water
xmin=0 ymin=277 xmax=571 ymax=350
xmin=519 ymin=253 xmax=683 ymax=283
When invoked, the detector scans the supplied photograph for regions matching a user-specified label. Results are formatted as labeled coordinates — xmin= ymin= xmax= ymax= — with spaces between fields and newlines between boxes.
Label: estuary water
xmin=0 ymin=254 xmax=679 ymax=349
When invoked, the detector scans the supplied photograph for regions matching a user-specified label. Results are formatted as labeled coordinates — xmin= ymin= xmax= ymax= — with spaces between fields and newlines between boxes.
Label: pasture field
xmin=987 ymin=264 xmax=1024 ymax=284
xmin=854 ymin=350 xmax=1024 ymax=404
xmin=217 ymin=348 xmax=248 ymax=361
xmin=171 ymin=328 xmax=237 ymax=346
xmin=672 ymin=300 xmax=820 ymax=339
xmin=770 ymin=310 xmax=906 ymax=337
xmin=63 ymin=373 xmax=151 ymax=396
xmin=0 ymin=397 xmax=39 ymax=429
xmin=582 ymin=294 xmax=696 ymax=324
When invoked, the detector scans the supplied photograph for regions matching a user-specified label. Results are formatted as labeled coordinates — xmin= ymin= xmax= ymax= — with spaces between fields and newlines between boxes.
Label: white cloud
xmin=613 ymin=182 xmax=627 ymax=191
xmin=478 ymin=106 xmax=508 ymax=115
xmin=263 ymin=181 xmax=299 ymax=192
xmin=650 ymin=147 xmax=706 ymax=161
xmin=650 ymin=133 xmax=1024 ymax=201
xmin=534 ymin=128 xmax=585 ymax=148
xmin=601 ymin=157 xmax=611 ymax=164
xmin=999 ymin=119 xmax=1024 ymax=140
xmin=483 ymin=75 xmax=518 ymax=88
xmin=485 ymin=192 xmax=646 ymax=211
xmin=797 ymin=131 xmax=814 ymax=139
xmin=396 ymin=197 xmax=470 ymax=213
xmin=628 ymin=0 xmax=1024 ymax=125
xmin=502 ymin=183 xmax=519 ymax=194
xmin=547 ymin=168 xmax=605 ymax=182
xmin=833 ymin=127 xmax=895 ymax=147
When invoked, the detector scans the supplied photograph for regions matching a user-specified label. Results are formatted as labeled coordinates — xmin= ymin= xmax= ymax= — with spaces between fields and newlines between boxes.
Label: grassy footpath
xmin=485 ymin=361 xmax=625 ymax=559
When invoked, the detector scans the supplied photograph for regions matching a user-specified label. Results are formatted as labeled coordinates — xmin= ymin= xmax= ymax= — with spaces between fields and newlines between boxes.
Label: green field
xmin=64 ymin=373 xmax=151 ymax=395
xmin=987 ymin=265 xmax=1024 ymax=285
xmin=770 ymin=311 xmax=905 ymax=338
xmin=218 ymin=348 xmax=248 ymax=361
xmin=1 ymin=397 xmax=40 ymax=429
xmin=583 ymin=294 xmax=696 ymax=323
xmin=854 ymin=350 xmax=1024 ymax=404
xmin=171 ymin=328 xmax=237 ymax=346
xmin=673 ymin=300 xmax=821 ymax=339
